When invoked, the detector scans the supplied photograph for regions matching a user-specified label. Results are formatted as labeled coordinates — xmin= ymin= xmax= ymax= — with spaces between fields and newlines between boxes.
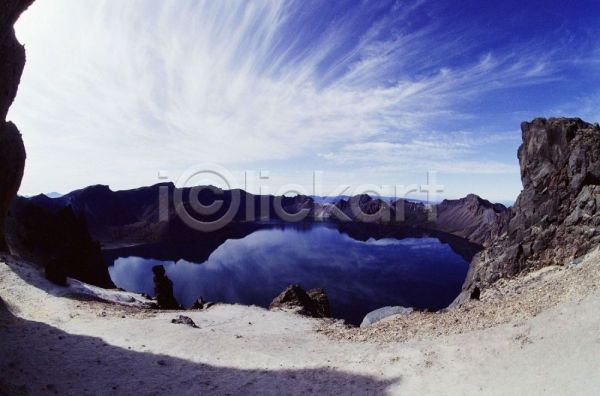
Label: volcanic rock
xmin=192 ymin=297 xmax=206 ymax=310
xmin=0 ymin=0 xmax=34 ymax=251
xmin=453 ymin=118 xmax=600 ymax=305
xmin=269 ymin=284 xmax=331 ymax=318
xmin=171 ymin=315 xmax=198 ymax=328
xmin=306 ymin=288 xmax=331 ymax=318
xmin=152 ymin=265 xmax=180 ymax=309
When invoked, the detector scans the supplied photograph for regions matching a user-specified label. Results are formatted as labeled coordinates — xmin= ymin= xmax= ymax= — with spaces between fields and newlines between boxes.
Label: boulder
xmin=360 ymin=306 xmax=413 ymax=328
xmin=269 ymin=284 xmax=330 ymax=318
xmin=307 ymin=288 xmax=331 ymax=318
xmin=171 ymin=315 xmax=198 ymax=328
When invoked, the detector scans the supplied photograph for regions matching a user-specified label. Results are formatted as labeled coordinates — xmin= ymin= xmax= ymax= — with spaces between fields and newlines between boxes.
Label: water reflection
xmin=106 ymin=223 xmax=470 ymax=324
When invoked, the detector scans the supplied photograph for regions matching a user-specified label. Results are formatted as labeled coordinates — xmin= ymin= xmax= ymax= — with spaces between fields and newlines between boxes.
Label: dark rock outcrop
xmin=171 ymin=315 xmax=198 ymax=328
xmin=269 ymin=284 xmax=330 ymax=318
xmin=454 ymin=118 xmax=600 ymax=305
xmin=152 ymin=265 xmax=180 ymax=309
xmin=191 ymin=297 xmax=215 ymax=310
xmin=192 ymin=297 xmax=206 ymax=310
xmin=306 ymin=288 xmax=331 ymax=318
xmin=0 ymin=0 xmax=34 ymax=251
xmin=5 ymin=196 xmax=115 ymax=288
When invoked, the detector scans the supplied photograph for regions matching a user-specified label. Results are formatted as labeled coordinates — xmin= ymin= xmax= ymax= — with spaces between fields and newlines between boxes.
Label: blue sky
xmin=9 ymin=0 xmax=600 ymax=202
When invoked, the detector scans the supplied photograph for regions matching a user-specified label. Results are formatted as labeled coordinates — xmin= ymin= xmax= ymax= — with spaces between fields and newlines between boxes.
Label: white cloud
xmin=7 ymin=0 xmax=569 ymax=197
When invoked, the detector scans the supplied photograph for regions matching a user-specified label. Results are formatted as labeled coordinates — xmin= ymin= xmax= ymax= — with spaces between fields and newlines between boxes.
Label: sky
xmin=8 ymin=0 xmax=600 ymax=202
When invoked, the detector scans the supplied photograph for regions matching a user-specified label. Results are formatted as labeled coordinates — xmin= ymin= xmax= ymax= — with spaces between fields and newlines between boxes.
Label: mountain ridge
xmin=17 ymin=183 xmax=507 ymax=248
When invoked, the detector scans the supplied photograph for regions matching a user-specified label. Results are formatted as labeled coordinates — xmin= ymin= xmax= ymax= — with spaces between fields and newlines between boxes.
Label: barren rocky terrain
xmin=1 ymin=248 xmax=599 ymax=395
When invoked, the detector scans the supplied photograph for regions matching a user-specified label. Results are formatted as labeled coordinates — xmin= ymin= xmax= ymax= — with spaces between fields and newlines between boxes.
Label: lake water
xmin=105 ymin=223 xmax=470 ymax=325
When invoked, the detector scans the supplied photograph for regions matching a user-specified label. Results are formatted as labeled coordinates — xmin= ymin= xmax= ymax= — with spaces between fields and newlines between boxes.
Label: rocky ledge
xmin=454 ymin=118 xmax=600 ymax=305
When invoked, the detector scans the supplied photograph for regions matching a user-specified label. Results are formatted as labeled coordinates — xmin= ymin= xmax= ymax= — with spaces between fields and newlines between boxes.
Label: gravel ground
xmin=319 ymin=247 xmax=600 ymax=343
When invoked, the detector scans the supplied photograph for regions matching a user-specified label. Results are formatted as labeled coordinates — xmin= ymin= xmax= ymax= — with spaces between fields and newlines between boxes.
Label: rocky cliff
xmin=0 ymin=0 xmax=33 ymax=251
xmin=454 ymin=118 xmax=600 ymax=304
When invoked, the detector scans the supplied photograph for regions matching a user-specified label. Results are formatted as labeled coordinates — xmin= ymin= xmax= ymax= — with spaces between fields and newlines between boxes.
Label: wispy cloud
xmin=320 ymin=133 xmax=520 ymax=175
xmin=8 ymin=0 xmax=598 ymax=199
